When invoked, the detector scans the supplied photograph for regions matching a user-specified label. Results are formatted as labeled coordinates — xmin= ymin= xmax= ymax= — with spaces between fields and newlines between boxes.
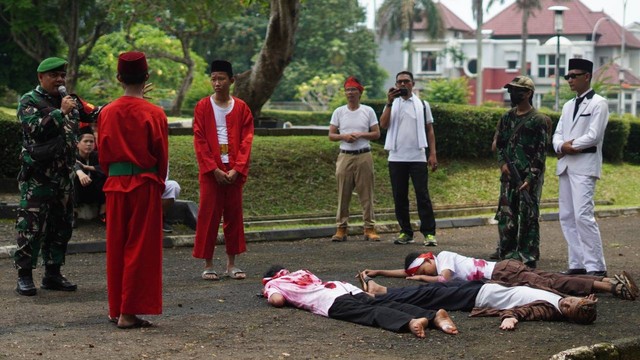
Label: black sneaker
xmin=163 ymin=221 xmax=173 ymax=233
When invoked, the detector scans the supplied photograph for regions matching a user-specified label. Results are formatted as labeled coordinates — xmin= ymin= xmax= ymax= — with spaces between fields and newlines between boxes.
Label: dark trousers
xmin=328 ymin=292 xmax=436 ymax=333
xmin=388 ymin=161 xmax=436 ymax=236
xmin=378 ymin=281 xmax=484 ymax=312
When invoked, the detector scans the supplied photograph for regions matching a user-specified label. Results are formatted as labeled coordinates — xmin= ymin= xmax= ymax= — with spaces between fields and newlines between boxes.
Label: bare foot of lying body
xmin=433 ymin=309 xmax=459 ymax=335
xmin=365 ymin=279 xmax=387 ymax=295
xmin=408 ymin=318 xmax=429 ymax=338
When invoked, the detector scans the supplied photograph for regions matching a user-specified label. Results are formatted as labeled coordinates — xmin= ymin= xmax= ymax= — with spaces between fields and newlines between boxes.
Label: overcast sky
xmin=359 ymin=0 xmax=640 ymax=29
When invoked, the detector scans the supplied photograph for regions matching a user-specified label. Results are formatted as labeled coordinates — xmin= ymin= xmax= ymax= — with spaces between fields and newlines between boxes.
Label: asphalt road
xmin=1 ymin=214 xmax=639 ymax=359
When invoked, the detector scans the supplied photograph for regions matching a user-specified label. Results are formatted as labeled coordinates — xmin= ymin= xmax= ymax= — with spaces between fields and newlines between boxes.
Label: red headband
xmin=344 ymin=76 xmax=364 ymax=93
xmin=405 ymin=252 xmax=434 ymax=276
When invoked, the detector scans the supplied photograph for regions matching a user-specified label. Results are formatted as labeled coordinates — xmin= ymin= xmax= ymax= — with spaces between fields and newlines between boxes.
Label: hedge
xmin=0 ymin=111 xmax=21 ymax=178
xmin=1 ymin=103 xmax=638 ymax=179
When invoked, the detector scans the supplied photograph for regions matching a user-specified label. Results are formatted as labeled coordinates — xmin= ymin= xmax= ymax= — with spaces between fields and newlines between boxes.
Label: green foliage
xmin=270 ymin=0 xmax=386 ymax=101
xmin=296 ymin=74 xmax=345 ymax=111
xmin=601 ymin=115 xmax=629 ymax=163
xmin=0 ymin=116 xmax=21 ymax=178
xmin=75 ymin=24 xmax=209 ymax=109
xmin=623 ymin=115 xmax=640 ymax=164
xmin=424 ymin=77 xmax=470 ymax=104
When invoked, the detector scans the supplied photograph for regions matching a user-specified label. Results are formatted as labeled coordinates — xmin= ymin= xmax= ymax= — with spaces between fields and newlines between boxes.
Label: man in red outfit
xmin=98 ymin=51 xmax=168 ymax=329
xmin=192 ymin=60 xmax=254 ymax=281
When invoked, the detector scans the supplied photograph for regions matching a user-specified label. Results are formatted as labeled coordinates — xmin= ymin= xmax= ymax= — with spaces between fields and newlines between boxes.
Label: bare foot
xmin=408 ymin=318 xmax=429 ymax=338
xmin=366 ymin=280 xmax=387 ymax=295
xmin=433 ymin=309 xmax=459 ymax=335
xmin=117 ymin=314 xmax=153 ymax=329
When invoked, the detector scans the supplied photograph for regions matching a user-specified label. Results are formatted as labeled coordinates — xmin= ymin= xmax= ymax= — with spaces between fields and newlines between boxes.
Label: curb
xmin=550 ymin=336 xmax=640 ymax=359
xmin=3 ymin=207 xmax=639 ymax=260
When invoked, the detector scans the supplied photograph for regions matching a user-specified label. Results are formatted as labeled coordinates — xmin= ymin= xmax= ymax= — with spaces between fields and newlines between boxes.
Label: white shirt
xmin=475 ymin=283 xmax=561 ymax=311
xmin=330 ymin=104 xmax=378 ymax=151
xmin=435 ymin=251 xmax=496 ymax=281
xmin=388 ymin=96 xmax=432 ymax=162
xmin=210 ymin=96 xmax=235 ymax=164
xmin=263 ymin=270 xmax=363 ymax=317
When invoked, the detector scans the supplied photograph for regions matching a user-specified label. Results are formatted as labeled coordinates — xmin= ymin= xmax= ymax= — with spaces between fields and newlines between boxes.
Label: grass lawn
xmin=169 ymin=135 xmax=640 ymax=217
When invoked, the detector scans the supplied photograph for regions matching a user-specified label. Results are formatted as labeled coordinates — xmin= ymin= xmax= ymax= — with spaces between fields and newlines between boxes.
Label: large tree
xmin=233 ymin=0 xmax=300 ymax=118
xmin=377 ymin=0 xmax=443 ymax=72
xmin=114 ymin=0 xmax=243 ymax=115
xmin=0 ymin=0 xmax=113 ymax=91
xmin=269 ymin=0 xmax=386 ymax=101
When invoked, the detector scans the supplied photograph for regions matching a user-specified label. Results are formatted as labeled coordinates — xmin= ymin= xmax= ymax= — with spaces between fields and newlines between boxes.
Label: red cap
xmin=117 ymin=51 xmax=148 ymax=76
xmin=344 ymin=76 xmax=364 ymax=93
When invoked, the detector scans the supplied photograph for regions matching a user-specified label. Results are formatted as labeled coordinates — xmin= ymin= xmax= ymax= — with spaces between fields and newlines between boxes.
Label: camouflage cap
xmin=503 ymin=76 xmax=535 ymax=91
xmin=37 ymin=57 xmax=68 ymax=73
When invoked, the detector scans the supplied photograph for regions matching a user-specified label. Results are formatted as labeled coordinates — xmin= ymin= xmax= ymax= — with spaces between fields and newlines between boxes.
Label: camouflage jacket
xmin=495 ymin=108 xmax=549 ymax=186
xmin=17 ymin=85 xmax=98 ymax=179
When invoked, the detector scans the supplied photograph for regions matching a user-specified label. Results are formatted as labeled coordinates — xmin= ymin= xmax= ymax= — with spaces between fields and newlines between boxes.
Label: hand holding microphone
xmin=58 ymin=85 xmax=79 ymax=117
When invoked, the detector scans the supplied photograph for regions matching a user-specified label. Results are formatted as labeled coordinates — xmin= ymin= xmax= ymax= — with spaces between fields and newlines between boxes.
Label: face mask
xmin=509 ymin=89 xmax=527 ymax=107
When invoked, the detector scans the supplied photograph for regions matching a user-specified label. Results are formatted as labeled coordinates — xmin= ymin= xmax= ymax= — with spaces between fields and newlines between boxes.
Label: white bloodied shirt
xmin=263 ymin=269 xmax=363 ymax=317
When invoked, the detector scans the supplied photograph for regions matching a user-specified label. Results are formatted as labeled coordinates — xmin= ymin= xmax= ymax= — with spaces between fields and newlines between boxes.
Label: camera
xmin=398 ymin=88 xmax=408 ymax=97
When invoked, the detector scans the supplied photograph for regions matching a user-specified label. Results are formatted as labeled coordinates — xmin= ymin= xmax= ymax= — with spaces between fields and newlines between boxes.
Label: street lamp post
xmin=619 ymin=0 xmax=627 ymax=114
xmin=549 ymin=6 xmax=569 ymax=112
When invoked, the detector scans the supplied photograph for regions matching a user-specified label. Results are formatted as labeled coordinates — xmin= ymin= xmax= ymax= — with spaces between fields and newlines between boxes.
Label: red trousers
xmin=106 ymin=182 xmax=163 ymax=318
xmin=193 ymin=170 xmax=246 ymax=260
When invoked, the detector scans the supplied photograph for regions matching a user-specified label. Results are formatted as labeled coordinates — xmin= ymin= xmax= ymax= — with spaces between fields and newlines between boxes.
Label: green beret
xmin=37 ymin=57 xmax=68 ymax=73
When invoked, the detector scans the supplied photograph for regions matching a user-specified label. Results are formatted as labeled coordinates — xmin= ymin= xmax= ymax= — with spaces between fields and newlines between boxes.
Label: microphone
xmin=57 ymin=85 xmax=79 ymax=118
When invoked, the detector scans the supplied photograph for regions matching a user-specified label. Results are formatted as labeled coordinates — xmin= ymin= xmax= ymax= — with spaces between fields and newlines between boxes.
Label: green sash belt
xmin=108 ymin=162 xmax=157 ymax=176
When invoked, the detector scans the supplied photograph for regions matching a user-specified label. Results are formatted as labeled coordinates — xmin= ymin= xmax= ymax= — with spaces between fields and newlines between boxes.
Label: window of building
xmin=538 ymin=54 xmax=566 ymax=78
xmin=505 ymin=52 xmax=519 ymax=71
xmin=599 ymin=56 xmax=610 ymax=67
xmin=421 ymin=51 xmax=438 ymax=72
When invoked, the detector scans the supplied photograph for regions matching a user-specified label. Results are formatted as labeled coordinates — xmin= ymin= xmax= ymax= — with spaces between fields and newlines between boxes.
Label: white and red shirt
xmin=435 ymin=251 xmax=496 ymax=282
xmin=263 ymin=269 xmax=363 ymax=317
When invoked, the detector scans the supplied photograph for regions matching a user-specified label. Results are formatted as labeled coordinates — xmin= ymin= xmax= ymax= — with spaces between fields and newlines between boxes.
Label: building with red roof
xmin=377 ymin=0 xmax=640 ymax=115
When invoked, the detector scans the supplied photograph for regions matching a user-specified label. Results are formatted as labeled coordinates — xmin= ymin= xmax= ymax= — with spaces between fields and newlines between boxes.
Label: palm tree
xmin=515 ymin=0 xmax=542 ymax=76
xmin=377 ymin=0 xmax=443 ymax=72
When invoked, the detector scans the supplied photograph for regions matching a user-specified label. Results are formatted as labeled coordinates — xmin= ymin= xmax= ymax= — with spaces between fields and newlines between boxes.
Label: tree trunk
xmin=234 ymin=0 xmax=300 ymax=119
xmin=407 ymin=17 xmax=414 ymax=72
xmin=64 ymin=0 xmax=81 ymax=91
xmin=170 ymin=36 xmax=195 ymax=116
xmin=475 ymin=0 xmax=483 ymax=106
xmin=520 ymin=7 xmax=529 ymax=76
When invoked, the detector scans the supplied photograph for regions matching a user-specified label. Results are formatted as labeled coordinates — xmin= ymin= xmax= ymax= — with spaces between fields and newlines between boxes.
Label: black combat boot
xmin=42 ymin=264 xmax=77 ymax=291
xmin=16 ymin=268 xmax=37 ymax=296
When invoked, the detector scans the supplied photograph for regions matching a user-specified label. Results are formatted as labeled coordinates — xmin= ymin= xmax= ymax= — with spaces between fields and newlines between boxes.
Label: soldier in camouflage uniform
xmin=14 ymin=57 xmax=99 ymax=296
xmin=494 ymin=76 xmax=549 ymax=268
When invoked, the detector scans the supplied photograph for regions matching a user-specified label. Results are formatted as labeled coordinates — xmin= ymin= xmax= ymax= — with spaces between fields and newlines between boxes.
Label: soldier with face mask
xmin=493 ymin=76 xmax=550 ymax=268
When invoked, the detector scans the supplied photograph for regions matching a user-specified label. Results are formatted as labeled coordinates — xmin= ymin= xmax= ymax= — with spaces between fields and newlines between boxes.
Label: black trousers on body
xmin=388 ymin=161 xmax=436 ymax=236
xmin=378 ymin=280 xmax=484 ymax=312
xmin=328 ymin=292 xmax=436 ymax=333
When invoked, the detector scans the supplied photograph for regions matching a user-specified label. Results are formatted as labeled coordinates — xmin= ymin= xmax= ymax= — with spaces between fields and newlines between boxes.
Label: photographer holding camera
xmin=380 ymin=71 xmax=438 ymax=247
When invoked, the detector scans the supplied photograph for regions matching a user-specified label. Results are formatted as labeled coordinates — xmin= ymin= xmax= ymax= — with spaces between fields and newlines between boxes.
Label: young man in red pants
xmin=98 ymin=51 xmax=168 ymax=329
xmin=192 ymin=60 xmax=254 ymax=281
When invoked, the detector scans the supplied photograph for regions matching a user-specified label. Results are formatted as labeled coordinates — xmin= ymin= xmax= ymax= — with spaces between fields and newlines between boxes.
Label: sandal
xmin=356 ymin=271 xmax=371 ymax=292
xmin=202 ymin=269 xmax=219 ymax=281
xmin=223 ymin=267 xmax=246 ymax=280
xmin=611 ymin=282 xmax=636 ymax=301
xmin=117 ymin=317 xmax=153 ymax=329
xmin=619 ymin=271 xmax=639 ymax=298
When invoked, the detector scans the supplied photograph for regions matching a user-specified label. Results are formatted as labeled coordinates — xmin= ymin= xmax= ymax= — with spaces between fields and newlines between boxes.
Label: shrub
xmin=0 ymin=115 xmax=22 ymax=178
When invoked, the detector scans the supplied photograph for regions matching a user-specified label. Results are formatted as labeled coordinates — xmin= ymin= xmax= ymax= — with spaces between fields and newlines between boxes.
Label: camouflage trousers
xmin=494 ymin=174 xmax=542 ymax=264
xmin=14 ymin=174 xmax=74 ymax=270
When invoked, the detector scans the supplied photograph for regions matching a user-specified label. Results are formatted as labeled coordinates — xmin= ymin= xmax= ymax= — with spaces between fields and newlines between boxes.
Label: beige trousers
xmin=335 ymin=152 xmax=375 ymax=228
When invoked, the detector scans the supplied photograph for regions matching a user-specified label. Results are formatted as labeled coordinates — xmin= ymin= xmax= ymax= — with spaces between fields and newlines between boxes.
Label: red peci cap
xmin=117 ymin=51 xmax=148 ymax=76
